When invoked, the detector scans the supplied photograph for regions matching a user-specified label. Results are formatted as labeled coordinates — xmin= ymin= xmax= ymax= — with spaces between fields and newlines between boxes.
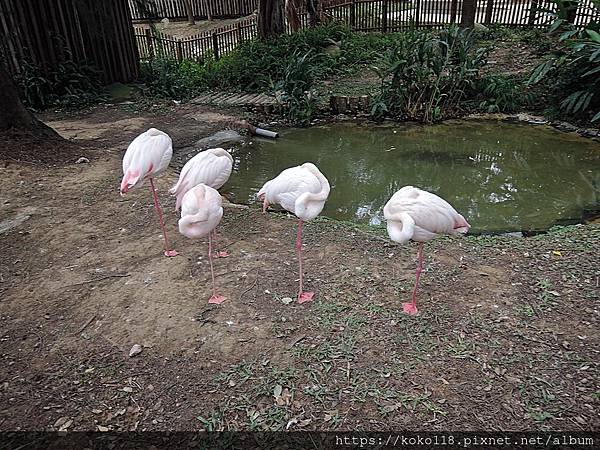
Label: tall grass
xmin=371 ymin=26 xmax=490 ymax=122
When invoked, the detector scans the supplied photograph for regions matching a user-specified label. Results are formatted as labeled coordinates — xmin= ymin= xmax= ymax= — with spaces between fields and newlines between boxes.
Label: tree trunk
xmin=258 ymin=0 xmax=285 ymax=40
xmin=307 ymin=0 xmax=320 ymax=27
xmin=184 ymin=0 xmax=195 ymax=24
xmin=0 ymin=66 xmax=60 ymax=139
xmin=460 ymin=0 xmax=477 ymax=28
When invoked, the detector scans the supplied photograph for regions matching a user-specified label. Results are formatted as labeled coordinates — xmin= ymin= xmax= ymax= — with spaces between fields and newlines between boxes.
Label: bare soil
xmin=136 ymin=15 xmax=256 ymax=38
xmin=0 ymin=103 xmax=598 ymax=432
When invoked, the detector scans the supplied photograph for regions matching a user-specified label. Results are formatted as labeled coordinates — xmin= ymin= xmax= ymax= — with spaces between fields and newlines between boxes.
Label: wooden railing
xmin=128 ymin=0 xmax=257 ymax=21
xmin=134 ymin=0 xmax=600 ymax=62
xmin=134 ymin=17 xmax=256 ymax=61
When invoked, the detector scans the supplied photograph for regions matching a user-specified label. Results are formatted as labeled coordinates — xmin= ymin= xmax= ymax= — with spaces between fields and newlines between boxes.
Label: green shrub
xmin=271 ymin=50 xmax=321 ymax=125
xmin=477 ymin=75 xmax=530 ymax=113
xmin=371 ymin=25 xmax=490 ymax=122
xmin=140 ymin=57 xmax=213 ymax=99
xmin=528 ymin=1 xmax=600 ymax=122
xmin=16 ymin=59 xmax=106 ymax=110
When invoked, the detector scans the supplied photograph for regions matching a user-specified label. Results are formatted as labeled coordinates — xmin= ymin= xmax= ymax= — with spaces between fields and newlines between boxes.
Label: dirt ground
xmin=0 ymin=103 xmax=599 ymax=432
xmin=136 ymin=15 xmax=256 ymax=38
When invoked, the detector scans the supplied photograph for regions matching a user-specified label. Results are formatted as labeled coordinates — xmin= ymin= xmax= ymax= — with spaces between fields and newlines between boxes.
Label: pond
xmin=224 ymin=121 xmax=600 ymax=234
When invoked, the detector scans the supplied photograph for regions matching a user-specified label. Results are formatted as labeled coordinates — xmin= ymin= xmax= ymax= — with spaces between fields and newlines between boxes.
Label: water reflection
xmin=219 ymin=121 xmax=600 ymax=233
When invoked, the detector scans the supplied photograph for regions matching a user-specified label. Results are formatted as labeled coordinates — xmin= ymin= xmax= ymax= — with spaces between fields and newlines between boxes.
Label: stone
xmin=129 ymin=344 xmax=142 ymax=357
xmin=194 ymin=130 xmax=244 ymax=149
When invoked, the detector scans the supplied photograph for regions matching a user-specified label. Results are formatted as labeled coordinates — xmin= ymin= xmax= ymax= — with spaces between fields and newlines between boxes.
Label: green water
xmin=224 ymin=121 xmax=600 ymax=234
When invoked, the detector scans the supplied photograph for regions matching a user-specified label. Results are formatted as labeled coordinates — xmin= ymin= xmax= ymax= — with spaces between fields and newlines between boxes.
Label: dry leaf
xmin=381 ymin=403 xmax=400 ymax=414
xmin=53 ymin=417 xmax=69 ymax=429
xmin=275 ymin=387 xmax=291 ymax=406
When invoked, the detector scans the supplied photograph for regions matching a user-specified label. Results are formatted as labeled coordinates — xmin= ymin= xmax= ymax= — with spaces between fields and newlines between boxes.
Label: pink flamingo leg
xmin=208 ymin=233 xmax=226 ymax=304
xmin=403 ymin=242 xmax=424 ymax=315
xmin=296 ymin=219 xmax=315 ymax=304
xmin=149 ymin=178 xmax=178 ymax=257
xmin=212 ymin=228 xmax=229 ymax=258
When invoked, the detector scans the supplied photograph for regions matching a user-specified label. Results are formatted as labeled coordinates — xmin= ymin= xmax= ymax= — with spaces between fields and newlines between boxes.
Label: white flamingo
xmin=120 ymin=128 xmax=178 ymax=257
xmin=258 ymin=162 xmax=330 ymax=304
xmin=170 ymin=148 xmax=234 ymax=257
xmin=384 ymin=186 xmax=470 ymax=315
xmin=178 ymin=183 xmax=226 ymax=304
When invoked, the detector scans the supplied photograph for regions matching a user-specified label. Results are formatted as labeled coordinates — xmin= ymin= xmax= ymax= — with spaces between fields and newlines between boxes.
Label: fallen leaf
xmin=122 ymin=386 xmax=133 ymax=393
xmin=273 ymin=384 xmax=283 ymax=398
xmin=275 ymin=387 xmax=291 ymax=406
xmin=59 ymin=419 xmax=73 ymax=431
xmin=296 ymin=418 xmax=311 ymax=427
xmin=97 ymin=425 xmax=109 ymax=432
xmin=280 ymin=297 xmax=293 ymax=305
xmin=381 ymin=403 xmax=400 ymax=414
xmin=53 ymin=417 xmax=69 ymax=429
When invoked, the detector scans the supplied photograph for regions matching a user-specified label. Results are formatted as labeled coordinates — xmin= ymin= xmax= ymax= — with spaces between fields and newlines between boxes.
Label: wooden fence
xmin=0 ymin=0 xmax=139 ymax=83
xmin=134 ymin=0 xmax=600 ymax=63
xmin=128 ymin=0 xmax=257 ymax=21
xmin=134 ymin=17 xmax=256 ymax=61
xmin=324 ymin=0 xmax=600 ymax=31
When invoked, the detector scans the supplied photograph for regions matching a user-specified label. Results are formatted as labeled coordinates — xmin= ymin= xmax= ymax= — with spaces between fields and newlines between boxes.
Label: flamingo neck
xmin=387 ymin=212 xmax=415 ymax=244
xmin=295 ymin=168 xmax=330 ymax=219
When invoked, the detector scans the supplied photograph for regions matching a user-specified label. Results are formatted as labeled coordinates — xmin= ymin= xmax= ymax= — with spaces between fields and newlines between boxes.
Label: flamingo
xmin=120 ymin=128 xmax=178 ymax=257
xmin=170 ymin=148 xmax=233 ymax=257
xmin=383 ymin=186 xmax=470 ymax=315
xmin=178 ymin=183 xmax=226 ymax=304
xmin=258 ymin=162 xmax=330 ymax=304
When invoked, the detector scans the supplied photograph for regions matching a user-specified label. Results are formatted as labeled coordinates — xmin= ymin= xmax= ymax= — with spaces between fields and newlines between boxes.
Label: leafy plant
xmin=477 ymin=74 xmax=530 ymax=113
xmin=371 ymin=25 xmax=490 ymax=122
xmin=528 ymin=4 xmax=600 ymax=122
xmin=16 ymin=59 xmax=106 ymax=110
xmin=270 ymin=50 xmax=321 ymax=125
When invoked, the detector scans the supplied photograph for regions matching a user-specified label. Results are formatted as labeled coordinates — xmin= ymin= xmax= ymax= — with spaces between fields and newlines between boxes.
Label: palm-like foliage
xmin=372 ymin=26 xmax=489 ymax=122
xmin=528 ymin=0 xmax=600 ymax=122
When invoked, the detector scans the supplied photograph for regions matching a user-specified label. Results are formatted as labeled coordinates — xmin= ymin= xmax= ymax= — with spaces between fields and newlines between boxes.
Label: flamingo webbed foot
xmin=214 ymin=250 xmax=230 ymax=258
xmin=297 ymin=292 xmax=315 ymax=304
xmin=164 ymin=250 xmax=179 ymax=257
xmin=208 ymin=295 xmax=226 ymax=305
xmin=402 ymin=302 xmax=418 ymax=315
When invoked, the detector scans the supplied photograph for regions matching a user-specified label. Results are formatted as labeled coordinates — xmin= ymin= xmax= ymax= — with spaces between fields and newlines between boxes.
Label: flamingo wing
xmin=122 ymin=129 xmax=172 ymax=189
xmin=388 ymin=187 xmax=469 ymax=236
xmin=201 ymin=152 xmax=233 ymax=189
xmin=170 ymin=150 xmax=233 ymax=209
xmin=262 ymin=167 xmax=320 ymax=214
